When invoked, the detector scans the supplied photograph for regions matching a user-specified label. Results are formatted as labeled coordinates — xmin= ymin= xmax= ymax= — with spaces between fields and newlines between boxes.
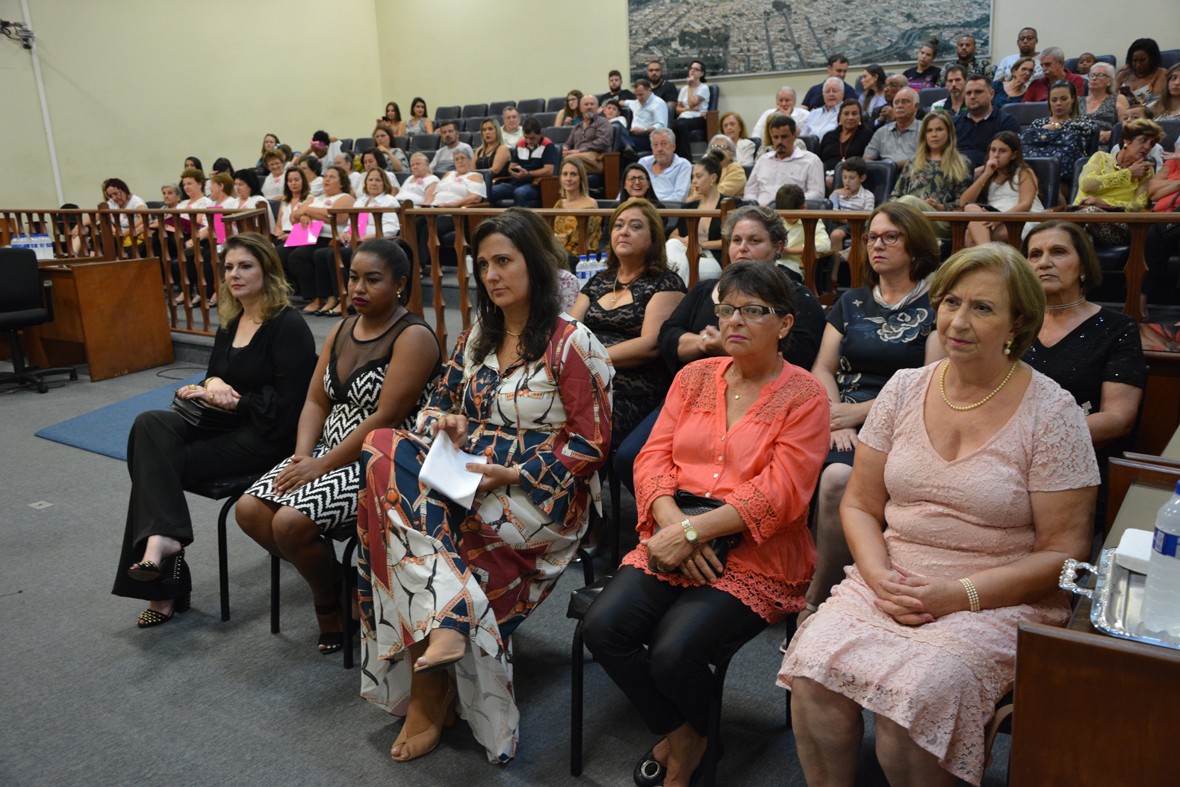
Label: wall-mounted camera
xmin=1 ymin=20 xmax=35 ymax=50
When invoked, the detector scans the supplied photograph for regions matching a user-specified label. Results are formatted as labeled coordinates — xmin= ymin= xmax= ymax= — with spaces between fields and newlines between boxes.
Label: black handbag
xmin=170 ymin=394 xmax=241 ymax=431
xmin=659 ymin=490 xmax=743 ymax=570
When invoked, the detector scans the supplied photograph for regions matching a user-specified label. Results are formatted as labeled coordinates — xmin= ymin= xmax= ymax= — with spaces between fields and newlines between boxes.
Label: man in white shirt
xmin=752 ymin=86 xmax=810 ymax=141
xmin=626 ymin=78 xmax=669 ymax=153
xmin=743 ymin=115 xmax=825 ymax=205
xmin=993 ymin=27 xmax=1044 ymax=82
xmin=500 ymin=106 xmax=523 ymax=146
xmin=800 ymin=78 xmax=845 ymax=140
xmin=639 ymin=128 xmax=692 ymax=202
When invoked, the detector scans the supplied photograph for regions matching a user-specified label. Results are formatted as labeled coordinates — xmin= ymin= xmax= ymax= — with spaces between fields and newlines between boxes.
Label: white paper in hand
xmin=419 ymin=434 xmax=488 ymax=510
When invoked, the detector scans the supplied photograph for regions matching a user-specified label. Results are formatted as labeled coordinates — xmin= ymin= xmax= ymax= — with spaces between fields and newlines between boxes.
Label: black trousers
xmin=313 ymin=245 xmax=351 ymax=299
xmin=582 ymin=565 xmax=766 ymax=736
xmin=1144 ymin=221 xmax=1180 ymax=304
xmin=110 ymin=410 xmax=284 ymax=602
xmin=287 ymin=237 xmax=332 ymax=299
xmin=674 ymin=117 xmax=707 ymax=161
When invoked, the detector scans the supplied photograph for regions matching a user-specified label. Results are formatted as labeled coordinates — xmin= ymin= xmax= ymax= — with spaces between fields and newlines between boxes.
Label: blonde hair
xmin=912 ymin=111 xmax=969 ymax=182
xmin=216 ymin=232 xmax=293 ymax=327
xmin=559 ymin=157 xmax=589 ymax=199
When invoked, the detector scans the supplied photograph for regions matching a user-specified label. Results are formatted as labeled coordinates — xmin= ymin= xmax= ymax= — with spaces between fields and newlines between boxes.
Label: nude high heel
xmin=391 ymin=672 xmax=457 ymax=762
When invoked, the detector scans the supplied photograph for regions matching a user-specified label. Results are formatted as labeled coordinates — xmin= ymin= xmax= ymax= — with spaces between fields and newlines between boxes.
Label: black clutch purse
xmin=170 ymin=394 xmax=241 ymax=431
xmin=651 ymin=490 xmax=742 ymax=571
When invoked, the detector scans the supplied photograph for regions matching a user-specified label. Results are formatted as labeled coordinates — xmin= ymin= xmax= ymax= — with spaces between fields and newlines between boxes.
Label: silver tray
xmin=1060 ymin=548 xmax=1180 ymax=652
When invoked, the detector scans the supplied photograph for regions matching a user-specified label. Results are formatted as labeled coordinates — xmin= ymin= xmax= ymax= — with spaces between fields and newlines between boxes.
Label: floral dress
xmin=356 ymin=316 xmax=613 ymax=763
xmin=1021 ymin=116 xmax=1096 ymax=184
xmin=891 ymin=156 xmax=972 ymax=208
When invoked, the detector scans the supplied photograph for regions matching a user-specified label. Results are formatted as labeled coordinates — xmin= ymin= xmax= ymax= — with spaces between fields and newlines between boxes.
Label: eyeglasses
xmin=624 ymin=175 xmax=648 ymax=183
xmin=714 ymin=303 xmax=782 ymax=320
xmin=864 ymin=231 xmax=904 ymax=246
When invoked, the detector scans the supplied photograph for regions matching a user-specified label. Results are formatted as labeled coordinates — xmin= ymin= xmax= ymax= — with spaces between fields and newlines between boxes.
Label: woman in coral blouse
xmin=583 ymin=261 xmax=829 ymax=787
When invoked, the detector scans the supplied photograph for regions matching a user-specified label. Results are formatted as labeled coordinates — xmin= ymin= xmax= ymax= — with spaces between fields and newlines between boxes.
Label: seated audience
xmin=955 ymin=76 xmax=1023 ymax=171
xmin=752 ymin=86 xmax=810 ymax=141
xmin=873 ymin=74 xmax=919 ymax=128
xmin=372 ymin=126 xmax=409 ymax=173
xmin=618 ymin=163 xmax=665 ymax=206
xmin=273 ymin=167 xmax=310 ymax=284
xmin=306 ymin=135 xmax=342 ymax=174
xmin=570 ymin=198 xmax=685 ymax=450
xmin=1021 ymin=81 xmax=1097 ymax=202
xmin=673 ymin=60 xmax=711 ymax=160
xmin=800 ymin=78 xmax=845 ymax=140
xmin=417 ymin=145 xmax=487 ymax=269
xmin=646 ymin=59 xmax=679 ymax=104
xmin=993 ymin=57 xmax=1037 ymax=109
xmin=1148 ymin=63 xmax=1180 ymax=121
xmin=802 ymin=54 xmax=858 ymax=109
xmin=555 ymin=90 xmax=584 ymax=127
xmin=232 ymin=169 xmax=268 ymax=220
xmin=1143 ymin=156 xmax=1180 ymax=315
xmin=256 ymin=133 xmax=280 ymax=169
xmin=827 ymin=156 xmax=876 ymax=256
xmin=817 ymin=99 xmax=874 ymax=189
xmin=994 ymin=27 xmax=1043 ymax=82
xmin=553 ymin=157 xmax=601 ymax=257
xmin=1075 ymin=53 xmax=1097 ymax=77
xmin=1117 ymin=38 xmax=1168 ymax=105
xmin=112 ymin=233 xmax=317 ymax=628
xmin=782 ymin=243 xmax=1098 ymax=787
xmin=1022 ymin=221 xmax=1146 ymax=473
xmin=289 ymin=165 xmax=355 ymax=316
xmin=1081 ymin=62 xmax=1130 ymax=145
xmin=721 ymin=111 xmax=758 ymax=168
xmin=261 ymin=150 xmax=287 ymax=200
xmin=397 ymin=153 xmax=440 ymax=207
xmin=745 ymin=115 xmax=825 ymax=205
xmin=690 ymin=135 xmax=746 ymax=199
xmin=600 ymin=68 xmax=635 ymax=104
xmin=1114 ymin=104 xmax=1167 ymax=169
xmin=583 ymin=260 xmax=828 ymax=787
xmin=356 ymin=209 xmax=612 ymax=763
xmin=491 ymin=117 xmax=560 ymax=208
xmin=301 ymin=154 xmax=324 ymax=197
xmin=71 ymin=177 xmax=147 ymax=256
xmin=640 ymin=128 xmax=692 ymax=203
xmin=475 ymin=119 xmax=512 ymax=181
xmin=1073 ymin=118 xmax=1165 ymax=246
xmin=429 ymin=121 xmax=462 ymax=176
xmin=865 ymin=88 xmax=921 ymax=169
xmin=904 ymin=40 xmax=941 ymax=90
xmin=1023 ymin=47 xmax=1087 ymax=102
xmin=628 ymin=77 xmax=670 ymax=153
xmin=936 ymin=34 xmax=994 ymax=86
xmin=565 ymin=93 xmax=613 ymax=174
xmin=665 ymin=155 xmax=728 ymax=284
xmin=892 ymin=111 xmax=973 ymax=237
xmin=774 ymin=184 xmax=831 ymax=283
xmin=960 ymin=131 xmax=1044 ymax=246
xmin=173 ymin=168 xmax=215 ymax=306
xmin=859 ymin=64 xmax=889 ymax=118
xmin=797 ymin=202 xmax=942 ymax=629
xmin=237 ymin=239 xmax=440 ymax=654
xmin=352 ymin=168 xmax=401 ymax=239
xmin=376 ymin=101 xmax=406 ymax=137
xmin=405 ymin=97 xmax=434 ymax=137
xmin=932 ymin=65 xmax=968 ymax=115
xmin=500 ymin=105 xmax=523 ymax=146
xmin=601 ymin=98 xmax=631 ymax=146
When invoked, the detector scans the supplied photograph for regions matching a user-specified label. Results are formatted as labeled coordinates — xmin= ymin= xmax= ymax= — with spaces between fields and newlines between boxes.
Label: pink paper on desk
xmin=284 ymin=221 xmax=323 ymax=247
xmin=212 ymin=212 xmax=227 ymax=245
xmin=357 ymin=213 xmax=369 ymax=238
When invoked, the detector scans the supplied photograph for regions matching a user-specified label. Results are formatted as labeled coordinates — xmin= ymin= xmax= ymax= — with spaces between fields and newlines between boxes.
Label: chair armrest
xmin=1123 ymin=451 xmax=1180 ymax=469
xmin=539 ymin=176 xmax=560 ymax=208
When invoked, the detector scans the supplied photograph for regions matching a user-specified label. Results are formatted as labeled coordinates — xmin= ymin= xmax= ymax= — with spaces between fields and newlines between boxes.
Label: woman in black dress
xmin=112 ymin=233 xmax=317 ymax=628
xmin=817 ymin=100 xmax=874 ymax=191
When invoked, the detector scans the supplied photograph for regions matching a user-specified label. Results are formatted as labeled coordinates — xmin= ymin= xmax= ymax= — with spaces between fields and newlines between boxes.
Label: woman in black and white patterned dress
xmin=236 ymin=238 xmax=441 ymax=654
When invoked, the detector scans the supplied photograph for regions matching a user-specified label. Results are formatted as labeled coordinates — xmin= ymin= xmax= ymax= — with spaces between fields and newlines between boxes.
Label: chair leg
xmin=570 ymin=619 xmax=585 ymax=776
xmin=698 ymin=655 xmax=733 ymax=787
xmin=608 ymin=460 xmax=622 ymax=568
xmin=341 ymin=535 xmax=358 ymax=670
xmin=217 ymin=494 xmax=241 ymax=622
xmin=270 ymin=554 xmax=281 ymax=634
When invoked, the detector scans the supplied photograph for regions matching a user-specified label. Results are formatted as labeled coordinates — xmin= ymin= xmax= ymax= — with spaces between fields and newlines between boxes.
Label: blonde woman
xmin=891 ymin=111 xmax=972 ymax=237
xmin=553 ymin=157 xmax=601 ymax=257
xmin=474 ymin=119 xmax=511 ymax=180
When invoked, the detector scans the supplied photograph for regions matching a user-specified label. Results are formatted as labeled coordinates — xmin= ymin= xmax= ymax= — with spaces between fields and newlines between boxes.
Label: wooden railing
xmin=4 ymin=205 xmax=1176 ymax=346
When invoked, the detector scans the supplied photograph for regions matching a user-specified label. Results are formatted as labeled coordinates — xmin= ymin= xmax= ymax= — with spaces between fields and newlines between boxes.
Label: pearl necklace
xmin=1046 ymin=297 xmax=1086 ymax=312
xmin=939 ymin=359 xmax=1018 ymax=412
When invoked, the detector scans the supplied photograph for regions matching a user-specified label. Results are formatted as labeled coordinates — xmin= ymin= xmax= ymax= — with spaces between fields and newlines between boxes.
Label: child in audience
xmin=827 ymin=156 xmax=875 ymax=252
xmin=774 ymin=184 xmax=831 ymax=282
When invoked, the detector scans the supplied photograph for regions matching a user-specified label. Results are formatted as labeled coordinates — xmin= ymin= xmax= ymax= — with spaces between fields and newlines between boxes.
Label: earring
xmin=1004 ymin=338 xmax=1013 ymax=356
xmin=1079 ymin=274 xmax=1085 ymax=283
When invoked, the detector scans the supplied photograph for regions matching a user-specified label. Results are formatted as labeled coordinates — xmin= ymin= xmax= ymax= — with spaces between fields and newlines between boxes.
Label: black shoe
xmin=128 ymin=549 xmax=185 ymax=583
xmin=136 ymin=595 xmax=190 ymax=628
xmin=634 ymin=745 xmax=666 ymax=787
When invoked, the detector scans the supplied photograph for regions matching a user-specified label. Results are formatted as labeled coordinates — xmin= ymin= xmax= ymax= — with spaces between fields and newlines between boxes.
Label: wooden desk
xmin=24 ymin=258 xmax=173 ymax=381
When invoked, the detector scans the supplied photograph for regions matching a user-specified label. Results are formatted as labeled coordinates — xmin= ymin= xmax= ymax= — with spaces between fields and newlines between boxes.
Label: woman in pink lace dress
xmin=780 ymin=244 xmax=1099 ymax=786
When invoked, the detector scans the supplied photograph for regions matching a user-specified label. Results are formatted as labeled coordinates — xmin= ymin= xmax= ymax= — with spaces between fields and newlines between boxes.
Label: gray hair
xmin=1089 ymin=61 xmax=1116 ymax=94
xmin=823 ymin=76 xmax=844 ymax=89
xmin=452 ymin=143 xmax=475 ymax=159
xmin=410 ymin=151 xmax=431 ymax=164
xmin=1042 ymin=46 xmax=1064 ymax=63
xmin=721 ymin=204 xmax=789 ymax=248
xmin=777 ymin=86 xmax=797 ymax=99
xmin=650 ymin=127 xmax=676 ymax=145
xmin=708 ymin=134 xmax=735 ymax=152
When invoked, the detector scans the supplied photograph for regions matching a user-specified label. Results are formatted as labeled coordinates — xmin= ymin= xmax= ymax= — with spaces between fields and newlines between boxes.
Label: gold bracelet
xmin=959 ymin=577 xmax=981 ymax=613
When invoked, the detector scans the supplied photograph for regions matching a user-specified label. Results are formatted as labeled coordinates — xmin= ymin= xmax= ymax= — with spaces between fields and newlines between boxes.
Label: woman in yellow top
xmin=553 ymin=157 xmax=601 ymax=257
xmin=1073 ymin=118 xmax=1165 ymax=246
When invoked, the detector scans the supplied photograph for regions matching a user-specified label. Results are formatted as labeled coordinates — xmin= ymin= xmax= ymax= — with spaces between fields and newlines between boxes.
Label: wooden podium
xmin=23 ymin=257 xmax=174 ymax=381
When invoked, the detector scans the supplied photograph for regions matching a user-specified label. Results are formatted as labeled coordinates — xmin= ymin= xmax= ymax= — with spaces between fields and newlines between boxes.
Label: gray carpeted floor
xmin=0 ymin=319 xmax=1010 ymax=786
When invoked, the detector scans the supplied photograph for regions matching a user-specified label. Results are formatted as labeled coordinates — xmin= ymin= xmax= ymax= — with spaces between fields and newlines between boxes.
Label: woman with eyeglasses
xmin=687 ymin=135 xmax=746 ymax=199
xmin=1080 ymin=63 xmax=1130 ymax=145
xmin=992 ymin=57 xmax=1037 ymax=109
xmin=583 ymin=260 xmax=828 ymax=787
xmin=800 ymin=202 xmax=943 ymax=626
xmin=617 ymin=163 xmax=665 ymax=207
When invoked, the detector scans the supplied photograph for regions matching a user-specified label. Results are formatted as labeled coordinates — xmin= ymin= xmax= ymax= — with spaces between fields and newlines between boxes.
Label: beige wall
xmin=4 ymin=0 xmax=1175 ymax=207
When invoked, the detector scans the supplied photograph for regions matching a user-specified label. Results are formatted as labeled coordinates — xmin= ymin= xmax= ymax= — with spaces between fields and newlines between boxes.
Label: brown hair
xmin=604 ymin=198 xmax=668 ymax=275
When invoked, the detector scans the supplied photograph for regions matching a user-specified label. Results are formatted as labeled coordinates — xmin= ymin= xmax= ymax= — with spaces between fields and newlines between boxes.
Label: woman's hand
xmin=274 ymin=455 xmax=330 ymax=493
xmin=678 ymin=543 xmax=724 ymax=586
xmin=698 ymin=325 xmax=725 ymax=356
xmin=176 ymin=383 xmax=207 ymax=400
xmin=830 ymin=427 xmax=858 ymax=452
xmin=1081 ymin=197 xmax=1112 ymax=208
xmin=468 ymin=462 xmax=520 ymax=493
xmin=1099 ymin=129 xmax=1112 ymax=145
xmin=875 ymin=571 xmax=963 ymax=624
xmin=829 ymin=402 xmax=863 ymax=431
xmin=203 ymin=376 xmax=241 ymax=410
xmin=432 ymin=414 xmax=470 ymax=449
xmin=641 ymin=516 xmax=698 ymax=574
xmin=1130 ymin=159 xmax=1154 ymax=179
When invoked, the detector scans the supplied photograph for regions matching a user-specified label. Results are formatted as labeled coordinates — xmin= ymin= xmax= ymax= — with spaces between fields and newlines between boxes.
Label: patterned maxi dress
xmin=357 ymin=316 xmax=613 ymax=762
xmin=245 ymin=312 xmax=432 ymax=528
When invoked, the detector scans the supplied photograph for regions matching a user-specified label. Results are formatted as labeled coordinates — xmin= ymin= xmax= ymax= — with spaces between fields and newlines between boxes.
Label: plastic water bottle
xmin=575 ymin=255 xmax=593 ymax=285
xmin=1141 ymin=481 xmax=1180 ymax=637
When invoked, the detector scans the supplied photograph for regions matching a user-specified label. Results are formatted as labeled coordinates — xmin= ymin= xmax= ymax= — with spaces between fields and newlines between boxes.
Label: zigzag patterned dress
xmin=246 ymin=312 xmax=427 ymax=529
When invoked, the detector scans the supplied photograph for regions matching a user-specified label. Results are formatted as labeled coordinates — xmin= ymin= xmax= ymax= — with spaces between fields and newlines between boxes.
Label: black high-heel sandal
xmin=137 ymin=595 xmax=191 ymax=628
xmin=128 ymin=548 xmax=185 ymax=583
xmin=315 ymin=601 xmax=345 ymax=655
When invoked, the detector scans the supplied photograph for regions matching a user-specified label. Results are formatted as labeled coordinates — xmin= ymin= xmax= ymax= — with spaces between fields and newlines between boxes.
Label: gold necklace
xmin=729 ymin=361 xmax=782 ymax=400
xmin=939 ymin=359 xmax=1018 ymax=411
xmin=608 ymin=271 xmax=641 ymax=307
xmin=504 ymin=328 xmax=522 ymax=338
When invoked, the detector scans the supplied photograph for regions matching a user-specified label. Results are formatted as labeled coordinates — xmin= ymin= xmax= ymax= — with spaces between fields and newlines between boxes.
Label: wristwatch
xmin=680 ymin=518 xmax=699 ymax=545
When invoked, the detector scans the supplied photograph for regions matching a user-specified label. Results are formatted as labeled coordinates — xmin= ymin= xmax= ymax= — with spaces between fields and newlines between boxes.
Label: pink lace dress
xmin=779 ymin=363 xmax=1098 ymax=785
